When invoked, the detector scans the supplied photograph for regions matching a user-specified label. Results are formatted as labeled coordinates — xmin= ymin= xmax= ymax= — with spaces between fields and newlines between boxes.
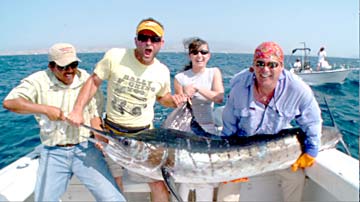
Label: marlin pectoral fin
xmin=161 ymin=166 xmax=184 ymax=202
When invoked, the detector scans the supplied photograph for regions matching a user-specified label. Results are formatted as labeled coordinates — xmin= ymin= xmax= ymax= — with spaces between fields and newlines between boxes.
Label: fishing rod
xmin=80 ymin=123 xmax=126 ymax=143
xmin=81 ymin=123 xmax=109 ymax=136
xmin=323 ymin=97 xmax=351 ymax=155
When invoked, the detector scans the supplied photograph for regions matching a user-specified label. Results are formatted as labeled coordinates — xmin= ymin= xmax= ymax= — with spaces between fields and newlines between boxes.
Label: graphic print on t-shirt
xmin=111 ymin=74 xmax=156 ymax=116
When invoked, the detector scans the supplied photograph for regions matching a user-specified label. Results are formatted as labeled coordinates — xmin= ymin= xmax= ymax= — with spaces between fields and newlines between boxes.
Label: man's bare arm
xmin=157 ymin=92 xmax=187 ymax=108
xmin=67 ymin=73 xmax=103 ymax=126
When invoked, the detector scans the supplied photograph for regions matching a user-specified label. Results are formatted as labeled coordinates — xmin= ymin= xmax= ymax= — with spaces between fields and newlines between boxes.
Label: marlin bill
xmin=90 ymin=102 xmax=342 ymax=184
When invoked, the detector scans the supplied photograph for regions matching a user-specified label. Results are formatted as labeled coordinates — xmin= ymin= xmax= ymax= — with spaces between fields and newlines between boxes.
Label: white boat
xmin=290 ymin=68 xmax=352 ymax=86
xmin=0 ymin=144 xmax=358 ymax=202
xmin=287 ymin=43 xmax=352 ymax=86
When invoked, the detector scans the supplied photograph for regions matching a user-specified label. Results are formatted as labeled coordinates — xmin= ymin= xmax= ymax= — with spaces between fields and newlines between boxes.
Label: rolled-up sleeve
xmin=5 ymin=76 xmax=38 ymax=102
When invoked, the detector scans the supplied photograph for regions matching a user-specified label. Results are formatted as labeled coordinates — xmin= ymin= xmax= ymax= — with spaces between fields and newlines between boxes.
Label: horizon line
xmin=0 ymin=48 xmax=358 ymax=60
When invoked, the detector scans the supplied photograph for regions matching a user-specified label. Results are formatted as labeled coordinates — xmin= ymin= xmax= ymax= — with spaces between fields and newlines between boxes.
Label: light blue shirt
xmin=222 ymin=69 xmax=322 ymax=157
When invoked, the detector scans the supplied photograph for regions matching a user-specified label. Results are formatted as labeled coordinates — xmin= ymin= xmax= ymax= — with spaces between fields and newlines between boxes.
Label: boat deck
xmin=2 ymin=149 xmax=358 ymax=202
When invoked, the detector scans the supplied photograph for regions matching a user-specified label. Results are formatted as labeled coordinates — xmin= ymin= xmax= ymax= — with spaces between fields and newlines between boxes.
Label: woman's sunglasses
xmin=254 ymin=60 xmax=280 ymax=69
xmin=190 ymin=50 xmax=209 ymax=55
xmin=56 ymin=61 xmax=79 ymax=71
xmin=137 ymin=34 xmax=162 ymax=43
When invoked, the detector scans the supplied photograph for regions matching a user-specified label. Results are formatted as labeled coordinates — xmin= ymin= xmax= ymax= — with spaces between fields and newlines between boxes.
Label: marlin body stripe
xmin=91 ymin=102 xmax=341 ymax=184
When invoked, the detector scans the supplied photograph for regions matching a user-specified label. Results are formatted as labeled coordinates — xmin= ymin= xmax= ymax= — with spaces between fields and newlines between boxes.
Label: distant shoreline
xmin=0 ymin=49 xmax=250 ymax=56
xmin=0 ymin=50 xmax=357 ymax=60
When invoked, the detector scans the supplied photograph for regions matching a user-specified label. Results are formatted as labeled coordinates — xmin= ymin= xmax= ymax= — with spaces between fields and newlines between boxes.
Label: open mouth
xmin=144 ymin=48 xmax=152 ymax=56
xmin=63 ymin=72 xmax=75 ymax=80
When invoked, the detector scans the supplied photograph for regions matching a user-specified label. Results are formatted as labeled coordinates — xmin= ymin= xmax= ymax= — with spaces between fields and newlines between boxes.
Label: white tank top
xmin=175 ymin=68 xmax=216 ymax=126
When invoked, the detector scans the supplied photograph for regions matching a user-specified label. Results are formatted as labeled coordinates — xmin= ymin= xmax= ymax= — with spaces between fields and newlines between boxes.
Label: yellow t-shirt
xmin=4 ymin=69 xmax=104 ymax=146
xmin=94 ymin=48 xmax=171 ymax=127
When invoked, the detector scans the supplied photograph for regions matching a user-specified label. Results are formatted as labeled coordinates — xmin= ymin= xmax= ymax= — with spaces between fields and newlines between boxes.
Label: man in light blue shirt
xmin=219 ymin=42 xmax=322 ymax=202
xmin=222 ymin=63 xmax=321 ymax=158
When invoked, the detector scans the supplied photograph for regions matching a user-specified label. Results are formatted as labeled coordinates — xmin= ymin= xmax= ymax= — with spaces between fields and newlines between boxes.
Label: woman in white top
xmin=317 ymin=46 xmax=330 ymax=70
xmin=174 ymin=37 xmax=224 ymax=201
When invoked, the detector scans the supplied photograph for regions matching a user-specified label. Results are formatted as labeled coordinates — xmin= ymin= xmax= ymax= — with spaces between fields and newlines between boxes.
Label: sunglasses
xmin=190 ymin=49 xmax=209 ymax=55
xmin=255 ymin=60 xmax=280 ymax=69
xmin=56 ymin=61 xmax=79 ymax=71
xmin=137 ymin=34 xmax=162 ymax=43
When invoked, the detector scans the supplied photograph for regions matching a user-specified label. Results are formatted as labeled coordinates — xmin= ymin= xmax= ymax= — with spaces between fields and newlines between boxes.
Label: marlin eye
xmin=122 ymin=138 xmax=130 ymax=146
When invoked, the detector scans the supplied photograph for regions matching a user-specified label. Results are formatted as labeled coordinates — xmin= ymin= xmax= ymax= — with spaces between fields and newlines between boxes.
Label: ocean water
xmin=0 ymin=52 xmax=358 ymax=169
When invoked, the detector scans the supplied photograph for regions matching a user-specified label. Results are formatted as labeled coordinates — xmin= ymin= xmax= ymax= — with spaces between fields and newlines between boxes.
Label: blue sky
xmin=1 ymin=0 xmax=358 ymax=58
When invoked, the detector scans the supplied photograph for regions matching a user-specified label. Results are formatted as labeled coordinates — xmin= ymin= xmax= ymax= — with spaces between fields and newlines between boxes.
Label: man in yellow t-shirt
xmin=67 ymin=18 xmax=187 ymax=202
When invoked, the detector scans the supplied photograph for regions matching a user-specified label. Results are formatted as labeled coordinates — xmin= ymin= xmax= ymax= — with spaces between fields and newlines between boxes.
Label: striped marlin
xmin=84 ymin=101 xmax=341 ymax=201
xmin=85 ymin=102 xmax=341 ymax=183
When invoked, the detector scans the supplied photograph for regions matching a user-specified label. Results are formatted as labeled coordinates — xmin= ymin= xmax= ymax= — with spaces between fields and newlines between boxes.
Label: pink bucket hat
xmin=253 ymin=41 xmax=284 ymax=63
